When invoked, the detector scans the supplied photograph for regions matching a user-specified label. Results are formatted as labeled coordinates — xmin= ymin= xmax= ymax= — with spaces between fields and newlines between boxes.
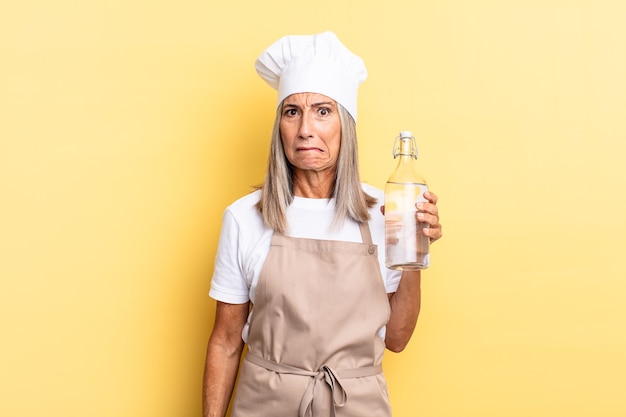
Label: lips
xmin=297 ymin=147 xmax=323 ymax=152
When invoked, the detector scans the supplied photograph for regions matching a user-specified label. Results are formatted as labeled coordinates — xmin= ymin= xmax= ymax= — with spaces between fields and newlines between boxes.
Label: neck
xmin=292 ymin=170 xmax=335 ymax=198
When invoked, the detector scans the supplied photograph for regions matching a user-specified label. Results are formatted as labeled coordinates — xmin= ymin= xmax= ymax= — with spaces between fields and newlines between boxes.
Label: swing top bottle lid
xmin=393 ymin=130 xmax=418 ymax=159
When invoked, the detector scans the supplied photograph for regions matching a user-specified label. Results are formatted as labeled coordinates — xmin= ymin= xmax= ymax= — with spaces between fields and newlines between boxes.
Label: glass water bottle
xmin=384 ymin=131 xmax=430 ymax=270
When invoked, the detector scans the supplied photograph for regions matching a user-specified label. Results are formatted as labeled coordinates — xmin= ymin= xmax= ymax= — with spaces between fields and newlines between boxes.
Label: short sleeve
xmin=384 ymin=269 xmax=402 ymax=293
xmin=209 ymin=210 xmax=251 ymax=304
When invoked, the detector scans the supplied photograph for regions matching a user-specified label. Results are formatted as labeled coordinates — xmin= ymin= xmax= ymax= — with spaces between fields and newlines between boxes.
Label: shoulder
xmin=225 ymin=189 xmax=262 ymax=213
xmin=212 ymin=189 xmax=272 ymax=301
xmin=223 ymin=189 xmax=264 ymax=227
xmin=218 ymin=189 xmax=269 ymax=247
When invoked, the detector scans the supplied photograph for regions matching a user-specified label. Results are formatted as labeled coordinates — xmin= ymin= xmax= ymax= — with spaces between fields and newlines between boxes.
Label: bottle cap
xmin=399 ymin=130 xmax=413 ymax=138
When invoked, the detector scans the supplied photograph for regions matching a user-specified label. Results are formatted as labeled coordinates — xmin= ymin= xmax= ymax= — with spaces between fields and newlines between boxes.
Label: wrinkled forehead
xmin=282 ymin=92 xmax=337 ymax=108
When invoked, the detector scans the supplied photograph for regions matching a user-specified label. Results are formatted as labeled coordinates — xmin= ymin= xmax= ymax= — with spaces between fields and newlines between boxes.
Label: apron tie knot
xmin=244 ymin=351 xmax=383 ymax=417
xmin=299 ymin=364 xmax=347 ymax=417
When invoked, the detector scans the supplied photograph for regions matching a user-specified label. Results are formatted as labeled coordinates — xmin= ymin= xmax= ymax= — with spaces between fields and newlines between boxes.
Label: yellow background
xmin=2 ymin=1 xmax=625 ymax=416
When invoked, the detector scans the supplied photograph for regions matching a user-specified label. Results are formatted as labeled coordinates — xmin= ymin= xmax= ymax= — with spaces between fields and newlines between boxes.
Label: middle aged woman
xmin=203 ymin=31 xmax=442 ymax=417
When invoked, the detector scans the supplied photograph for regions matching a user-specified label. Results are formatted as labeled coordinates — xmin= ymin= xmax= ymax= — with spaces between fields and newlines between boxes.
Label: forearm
xmin=203 ymin=336 xmax=244 ymax=417
xmin=203 ymin=301 xmax=249 ymax=417
xmin=384 ymin=270 xmax=421 ymax=352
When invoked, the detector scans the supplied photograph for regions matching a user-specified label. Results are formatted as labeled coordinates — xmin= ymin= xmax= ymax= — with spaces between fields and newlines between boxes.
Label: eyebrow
xmin=283 ymin=101 xmax=336 ymax=108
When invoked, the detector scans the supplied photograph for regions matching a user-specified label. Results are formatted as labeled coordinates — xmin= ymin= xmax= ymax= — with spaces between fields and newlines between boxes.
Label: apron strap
xmin=245 ymin=351 xmax=382 ymax=417
xmin=358 ymin=221 xmax=373 ymax=245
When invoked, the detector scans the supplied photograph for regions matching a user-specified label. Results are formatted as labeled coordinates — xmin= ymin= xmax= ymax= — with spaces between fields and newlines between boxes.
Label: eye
xmin=283 ymin=108 xmax=298 ymax=117
xmin=318 ymin=107 xmax=331 ymax=116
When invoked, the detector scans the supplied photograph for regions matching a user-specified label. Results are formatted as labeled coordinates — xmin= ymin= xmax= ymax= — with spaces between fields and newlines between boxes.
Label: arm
xmin=384 ymin=191 xmax=442 ymax=352
xmin=203 ymin=301 xmax=249 ymax=417
xmin=385 ymin=270 xmax=421 ymax=352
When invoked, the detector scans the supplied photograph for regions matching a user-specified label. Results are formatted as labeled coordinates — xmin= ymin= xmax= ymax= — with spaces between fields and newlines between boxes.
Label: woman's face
xmin=279 ymin=93 xmax=341 ymax=174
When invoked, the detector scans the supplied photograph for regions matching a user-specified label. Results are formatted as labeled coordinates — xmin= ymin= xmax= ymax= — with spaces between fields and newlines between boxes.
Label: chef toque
xmin=255 ymin=31 xmax=367 ymax=122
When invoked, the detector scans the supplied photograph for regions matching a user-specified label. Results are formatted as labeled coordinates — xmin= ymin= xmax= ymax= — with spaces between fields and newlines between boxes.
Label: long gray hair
xmin=255 ymin=102 xmax=376 ymax=234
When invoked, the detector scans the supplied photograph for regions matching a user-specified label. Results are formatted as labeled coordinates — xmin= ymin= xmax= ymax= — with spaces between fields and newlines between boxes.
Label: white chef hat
xmin=255 ymin=31 xmax=368 ymax=122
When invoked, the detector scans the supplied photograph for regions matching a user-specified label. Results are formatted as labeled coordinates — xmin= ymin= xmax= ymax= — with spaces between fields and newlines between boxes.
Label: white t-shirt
xmin=209 ymin=183 xmax=401 ymax=341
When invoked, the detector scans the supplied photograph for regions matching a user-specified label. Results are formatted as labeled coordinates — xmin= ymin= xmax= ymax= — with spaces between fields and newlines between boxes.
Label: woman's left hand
xmin=417 ymin=191 xmax=442 ymax=243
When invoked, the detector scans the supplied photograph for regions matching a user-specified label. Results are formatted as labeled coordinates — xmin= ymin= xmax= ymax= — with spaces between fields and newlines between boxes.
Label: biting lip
xmin=297 ymin=147 xmax=323 ymax=152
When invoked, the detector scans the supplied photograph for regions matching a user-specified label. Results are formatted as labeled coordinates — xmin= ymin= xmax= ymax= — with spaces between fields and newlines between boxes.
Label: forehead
xmin=283 ymin=92 xmax=337 ymax=107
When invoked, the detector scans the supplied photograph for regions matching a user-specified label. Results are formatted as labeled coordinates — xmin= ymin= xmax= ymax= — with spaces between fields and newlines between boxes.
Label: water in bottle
xmin=384 ymin=131 xmax=430 ymax=270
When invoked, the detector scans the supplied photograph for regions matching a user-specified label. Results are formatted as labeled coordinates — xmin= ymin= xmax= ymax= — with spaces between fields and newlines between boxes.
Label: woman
xmin=203 ymin=32 xmax=442 ymax=417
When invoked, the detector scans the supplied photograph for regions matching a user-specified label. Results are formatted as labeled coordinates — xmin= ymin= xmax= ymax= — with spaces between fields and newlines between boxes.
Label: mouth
xmin=297 ymin=147 xmax=323 ymax=152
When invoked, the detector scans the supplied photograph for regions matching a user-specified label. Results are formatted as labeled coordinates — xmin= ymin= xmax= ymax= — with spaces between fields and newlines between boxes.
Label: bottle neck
xmin=388 ymin=136 xmax=424 ymax=184
xmin=393 ymin=136 xmax=417 ymax=159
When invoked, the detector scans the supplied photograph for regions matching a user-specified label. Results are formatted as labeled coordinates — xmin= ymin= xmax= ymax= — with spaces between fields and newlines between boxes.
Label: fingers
xmin=417 ymin=194 xmax=442 ymax=243
xmin=423 ymin=222 xmax=443 ymax=242
xmin=382 ymin=191 xmax=443 ymax=244
xmin=416 ymin=201 xmax=438 ymax=218
xmin=416 ymin=211 xmax=440 ymax=231
xmin=424 ymin=190 xmax=438 ymax=205
xmin=418 ymin=213 xmax=442 ymax=243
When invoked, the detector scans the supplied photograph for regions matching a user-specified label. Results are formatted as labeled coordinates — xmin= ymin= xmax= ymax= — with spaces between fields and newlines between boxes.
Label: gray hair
xmin=255 ymin=102 xmax=376 ymax=234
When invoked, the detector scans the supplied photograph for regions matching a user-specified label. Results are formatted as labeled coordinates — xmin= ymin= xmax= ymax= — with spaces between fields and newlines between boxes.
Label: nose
xmin=297 ymin=113 xmax=313 ymax=139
